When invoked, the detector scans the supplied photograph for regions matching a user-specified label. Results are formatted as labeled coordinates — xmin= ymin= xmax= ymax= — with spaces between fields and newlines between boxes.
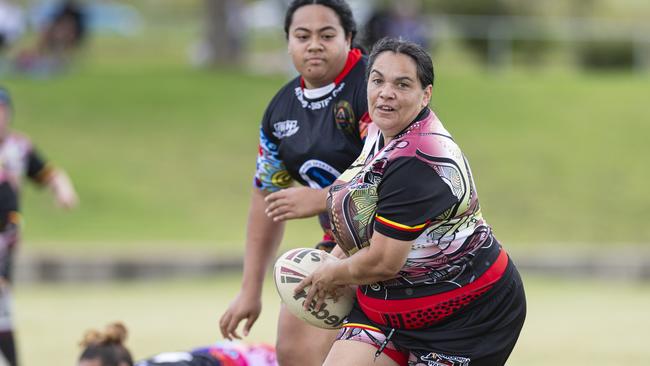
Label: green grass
xmin=1 ymin=0 xmax=650 ymax=366
xmin=14 ymin=274 xmax=280 ymax=366
xmin=1 ymin=4 xmax=649 ymax=366
xmin=11 ymin=65 xmax=648 ymax=254
xmin=0 ymin=13 xmax=648 ymax=256
xmin=12 ymin=274 xmax=650 ymax=365
xmin=431 ymin=70 xmax=650 ymax=246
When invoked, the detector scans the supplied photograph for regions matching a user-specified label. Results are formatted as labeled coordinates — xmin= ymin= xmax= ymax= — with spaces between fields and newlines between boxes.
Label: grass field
xmin=0 ymin=3 xmax=647 ymax=366
xmin=0 ymin=2 xmax=646 ymax=255
xmin=0 ymin=0 xmax=646 ymax=259
xmin=4 ymin=39 xmax=649 ymax=257
xmin=11 ymin=273 xmax=650 ymax=365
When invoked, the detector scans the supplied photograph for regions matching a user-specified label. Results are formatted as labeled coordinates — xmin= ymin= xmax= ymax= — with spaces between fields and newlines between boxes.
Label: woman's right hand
xmin=219 ymin=291 xmax=262 ymax=340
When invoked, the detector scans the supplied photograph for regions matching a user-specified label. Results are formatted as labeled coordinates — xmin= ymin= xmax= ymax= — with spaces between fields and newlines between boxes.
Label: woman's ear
xmin=422 ymin=84 xmax=433 ymax=107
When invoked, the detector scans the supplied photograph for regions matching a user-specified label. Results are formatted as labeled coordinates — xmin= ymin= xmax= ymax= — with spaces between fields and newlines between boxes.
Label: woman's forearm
xmin=330 ymin=233 xmax=412 ymax=286
xmin=240 ymin=189 xmax=285 ymax=295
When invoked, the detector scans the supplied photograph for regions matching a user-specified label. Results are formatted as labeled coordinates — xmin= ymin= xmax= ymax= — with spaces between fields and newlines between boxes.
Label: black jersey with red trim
xmin=254 ymin=49 xmax=369 ymax=192
xmin=328 ymin=108 xmax=503 ymax=300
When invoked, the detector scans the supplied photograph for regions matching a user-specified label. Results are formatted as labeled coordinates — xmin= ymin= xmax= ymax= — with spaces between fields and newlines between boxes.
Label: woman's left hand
xmin=294 ymin=254 xmax=342 ymax=311
xmin=265 ymin=187 xmax=328 ymax=221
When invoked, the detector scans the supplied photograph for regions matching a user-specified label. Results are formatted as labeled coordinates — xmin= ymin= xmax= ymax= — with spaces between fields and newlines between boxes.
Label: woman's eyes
xmin=372 ymin=79 xmax=411 ymax=88
xmin=294 ymin=34 xmax=335 ymax=41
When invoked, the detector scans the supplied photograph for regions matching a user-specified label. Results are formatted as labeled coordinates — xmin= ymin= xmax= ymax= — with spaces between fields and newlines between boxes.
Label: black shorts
xmin=343 ymin=259 xmax=526 ymax=366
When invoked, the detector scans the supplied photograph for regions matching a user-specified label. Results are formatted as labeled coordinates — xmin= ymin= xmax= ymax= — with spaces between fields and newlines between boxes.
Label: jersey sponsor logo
xmin=271 ymin=171 xmax=292 ymax=188
xmin=334 ymin=100 xmax=356 ymax=134
xmin=272 ymin=120 xmax=299 ymax=139
xmin=420 ymin=352 xmax=470 ymax=366
xmin=299 ymin=160 xmax=341 ymax=189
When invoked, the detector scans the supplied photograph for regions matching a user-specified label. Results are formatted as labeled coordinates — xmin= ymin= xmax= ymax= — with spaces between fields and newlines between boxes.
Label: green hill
xmin=3 ymin=23 xmax=648 ymax=256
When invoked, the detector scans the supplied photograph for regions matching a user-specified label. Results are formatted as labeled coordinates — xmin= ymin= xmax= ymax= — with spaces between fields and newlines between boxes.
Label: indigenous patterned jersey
xmin=0 ymin=132 xmax=52 ymax=191
xmin=328 ymin=108 xmax=503 ymax=301
xmin=254 ymin=49 xmax=369 ymax=193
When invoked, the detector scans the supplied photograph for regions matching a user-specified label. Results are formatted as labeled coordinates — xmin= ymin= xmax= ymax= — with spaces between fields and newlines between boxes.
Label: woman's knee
xmin=275 ymin=335 xmax=319 ymax=366
xmin=324 ymin=340 xmax=401 ymax=366
xmin=276 ymin=309 xmax=337 ymax=366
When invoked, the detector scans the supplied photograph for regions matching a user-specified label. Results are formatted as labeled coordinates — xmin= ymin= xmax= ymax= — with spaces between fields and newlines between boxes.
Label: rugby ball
xmin=273 ymin=248 xmax=354 ymax=329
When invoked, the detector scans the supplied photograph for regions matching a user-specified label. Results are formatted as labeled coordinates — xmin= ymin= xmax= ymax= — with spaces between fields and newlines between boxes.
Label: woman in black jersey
xmin=296 ymin=38 xmax=526 ymax=366
xmin=218 ymin=1 xmax=369 ymax=365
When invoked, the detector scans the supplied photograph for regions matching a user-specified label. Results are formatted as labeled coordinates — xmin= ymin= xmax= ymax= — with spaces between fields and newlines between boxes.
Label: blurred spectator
xmin=14 ymin=0 xmax=87 ymax=76
xmin=0 ymin=0 xmax=25 ymax=53
xmin=0 ymin=86 xmax=78 ymax=366
xmin=362 ymin=0 xmax=429 ymax=50
xmin=28 ymin=0 xmax=141 ymax=36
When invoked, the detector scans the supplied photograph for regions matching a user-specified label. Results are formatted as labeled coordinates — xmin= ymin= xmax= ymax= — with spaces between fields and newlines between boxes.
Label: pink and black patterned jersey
xmin=0 ymin=132 xmax=52 ymax=191
xmin=328 ymin=108 xmax=503 ymax=300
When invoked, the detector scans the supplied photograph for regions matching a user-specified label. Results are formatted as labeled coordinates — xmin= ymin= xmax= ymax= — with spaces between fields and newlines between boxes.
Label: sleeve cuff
xmin=374 ymin=215 xmax=428 ymax=241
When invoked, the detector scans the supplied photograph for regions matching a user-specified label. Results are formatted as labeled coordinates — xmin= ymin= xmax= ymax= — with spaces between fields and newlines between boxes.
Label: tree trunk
xmin=199 ymin=0 xmax=244 ymax=66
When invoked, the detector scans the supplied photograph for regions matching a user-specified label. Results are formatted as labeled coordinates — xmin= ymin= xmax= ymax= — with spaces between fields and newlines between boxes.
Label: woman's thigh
xmin=323 ymin=340 xmax=400 ymax=366
xmin=276 ymin=304 xmax=338 ymax=366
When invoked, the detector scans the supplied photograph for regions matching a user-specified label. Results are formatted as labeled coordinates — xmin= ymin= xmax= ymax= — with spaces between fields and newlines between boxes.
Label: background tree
xmin=194 ymin=0 xmax=246 ymax=67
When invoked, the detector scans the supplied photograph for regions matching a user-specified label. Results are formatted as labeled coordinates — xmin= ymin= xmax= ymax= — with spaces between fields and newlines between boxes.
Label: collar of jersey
xmin=394 ymin=107 xmax=431 ymax=140
xmin=303 ymin=83 xmax=336 ymax=99
xmin=299 ymin=48 xmax=363 ymax=98
xmin=378 ymin=107 xmax=431 ymax=151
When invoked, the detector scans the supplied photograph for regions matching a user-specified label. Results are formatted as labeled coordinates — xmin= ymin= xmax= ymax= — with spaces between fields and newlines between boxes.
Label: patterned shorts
xmin=336 ymin=260 xmax=526 ymax=366
xmin=337 ymin=323 xmax=471 ymax=366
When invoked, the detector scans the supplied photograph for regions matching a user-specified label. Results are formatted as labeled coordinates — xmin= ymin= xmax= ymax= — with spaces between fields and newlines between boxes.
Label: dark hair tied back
xmin=79 ymin=322 xmax=134 ymax=366
xmin=284 ymin=0 xmax=357 ymax=44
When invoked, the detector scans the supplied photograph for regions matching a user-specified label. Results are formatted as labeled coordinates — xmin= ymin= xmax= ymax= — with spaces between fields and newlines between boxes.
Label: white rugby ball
xmin=273 ymin=248 xmax=354 ymax=329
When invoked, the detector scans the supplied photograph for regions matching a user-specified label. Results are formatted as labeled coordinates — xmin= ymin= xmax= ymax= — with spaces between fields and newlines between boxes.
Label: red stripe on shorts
xmin=357 ymin=248 xmax=509 ymax=329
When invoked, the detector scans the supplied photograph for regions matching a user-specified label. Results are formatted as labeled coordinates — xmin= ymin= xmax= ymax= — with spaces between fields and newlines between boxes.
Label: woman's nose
xmin=307 ymin=37 xmax=323 ymax=52
xmin=378 ymin=85 xmax=395 ymax=100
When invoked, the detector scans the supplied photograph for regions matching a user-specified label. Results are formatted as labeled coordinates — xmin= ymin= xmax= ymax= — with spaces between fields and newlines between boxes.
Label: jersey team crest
xmin=333 ymin=100 xmax=355 ymax=134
